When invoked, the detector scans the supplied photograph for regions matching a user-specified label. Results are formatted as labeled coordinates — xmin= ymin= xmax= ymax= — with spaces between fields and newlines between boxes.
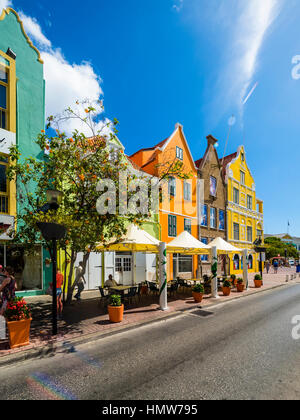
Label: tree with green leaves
xmin=7 ymin=102 xmax=190 ymax=304
xmin=265 ymin=237 xmax=298 ymax=260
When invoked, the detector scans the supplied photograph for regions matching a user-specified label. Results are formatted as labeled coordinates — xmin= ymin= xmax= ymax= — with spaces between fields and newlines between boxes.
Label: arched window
xmin=248 ymin=255 xmax=253 ymax=269
xmin=233 ymin=254 xmax=240 ymax=270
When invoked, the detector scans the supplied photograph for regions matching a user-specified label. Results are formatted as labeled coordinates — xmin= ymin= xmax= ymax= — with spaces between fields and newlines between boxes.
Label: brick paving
xmin=0 ymin=267 xmax=299 ymax=359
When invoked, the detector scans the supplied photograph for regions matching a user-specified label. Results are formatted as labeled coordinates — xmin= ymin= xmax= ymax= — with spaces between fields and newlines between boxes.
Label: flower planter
xmin=254 ymin=280 xmax=262 ymax=288
xmin=108 ymin=305 xmax=124 ymax=323
xmin=222 ymin=287 xmax=231 ymax=297
xmin=237 ymin=284 xmax=245 ymax=293
xmin=7 ymin=318 xmax=32 ymax=349
xmin=192 ymin=292 xmax=204 ymax=303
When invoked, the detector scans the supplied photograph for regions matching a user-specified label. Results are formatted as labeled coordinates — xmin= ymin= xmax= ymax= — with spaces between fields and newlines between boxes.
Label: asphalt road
xmin=1 ymin=283 xmax=300 ymax=400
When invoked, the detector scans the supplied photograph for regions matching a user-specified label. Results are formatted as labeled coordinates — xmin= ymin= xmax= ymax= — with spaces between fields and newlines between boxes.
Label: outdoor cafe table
xmin=109 ymin=285 xmax=133 ymax=304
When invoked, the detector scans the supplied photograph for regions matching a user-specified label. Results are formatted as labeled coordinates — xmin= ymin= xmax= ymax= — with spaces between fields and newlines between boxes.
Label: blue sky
xmin=1 ymin=0 xmax=300 ymax=236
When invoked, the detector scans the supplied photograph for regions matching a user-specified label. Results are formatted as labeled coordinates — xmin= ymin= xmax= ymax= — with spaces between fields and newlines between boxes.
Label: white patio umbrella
xmin=207 ymin=237 xmax=242 ymax=254
xmin=96 ymin=224 xmax=160 ymax=286
xmin=167 ymin=231 xmax=211 ymax=255
xmin=96 ymin=224 xmax=160 ymax=253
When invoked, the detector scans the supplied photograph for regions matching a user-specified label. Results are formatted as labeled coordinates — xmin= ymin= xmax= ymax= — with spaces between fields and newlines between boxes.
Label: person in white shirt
xmin=74 ymin=262 xmax=86 ymax=301
xmin=104 ymin=275 xmax=118 ymax=288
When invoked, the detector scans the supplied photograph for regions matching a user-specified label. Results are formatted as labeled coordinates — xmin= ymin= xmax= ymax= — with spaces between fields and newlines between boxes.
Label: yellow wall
xmin=226 ymin=146 xmax=264 ymax=274
xmin=0 ymin=49 xmax=17 ymax=218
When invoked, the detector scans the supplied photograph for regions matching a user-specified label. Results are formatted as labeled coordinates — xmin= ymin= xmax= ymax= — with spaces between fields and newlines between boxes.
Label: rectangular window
xmin=247 ymin=195 xmax=252 ymax=210
xmin=168 ymin=177 xmax=176 ymax=197
xmin=240 ymin=171 xmax=245 ymax=185
xmin=0 ymin=66 xmax=8 ymax=130
xmin=168 ymin=215 xmax=177 ymax=237
xmin=201 ymin=238 xmax=208 ymax=261
xmin=210 ymin=208 xmax=217 ymax=229
xmin=219 ymin=210 xmax=225 ymax=230
xmin=176 ymin=146 xmax=183 ymax=160
xmin=0 ymin=157 xmax=8 ymax=214
xmin=174 ymin=254 xmax=193 ymax=273
xmin=184 ymin=218 xmax=191 ymax=234
xmin=184 ymin=181 xmax=191 ymax=201
xmin=233 ymin=223 xmax=240 ymax=241
xmin=210 ymin=176 xmax=217 ymax=197
xmin=257 ymin=229 xmax=263 ymax=239
xmin=247 ymin=226 xmax=253 ymax=243
xmin=233 ymin=188 xmax=239 ymax=204
xmin=201 ymin=204 xmax=208 ymax=227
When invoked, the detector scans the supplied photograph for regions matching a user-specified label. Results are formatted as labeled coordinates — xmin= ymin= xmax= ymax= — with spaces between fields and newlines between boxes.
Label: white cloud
xmin=41 ymin=49 xmax=105 ymax=134
xmin=2 ymin=2 xmax=107 ymax=135
xmin=226 ymin=0 xmax=282 ymax=112
xmin=18 ymin=12 xmax=51 ymax=48
xmin=172 ymin=0 xmax=184 ymax=12
xmin=0 ymin=0 xmax=12 ymax=11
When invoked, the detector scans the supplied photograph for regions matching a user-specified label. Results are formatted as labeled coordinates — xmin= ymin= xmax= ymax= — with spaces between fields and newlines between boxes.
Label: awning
xmin=167 ymin=231 xmax=210 ymax=255
xmin=207 ymin=237 xmax=242 ymax=254
xmin=96 ymin=224 xmax=160 ymax=253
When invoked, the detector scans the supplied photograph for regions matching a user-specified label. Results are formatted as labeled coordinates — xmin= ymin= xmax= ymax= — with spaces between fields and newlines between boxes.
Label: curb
xmin=0 ymin=280 xmax=299 ymax=368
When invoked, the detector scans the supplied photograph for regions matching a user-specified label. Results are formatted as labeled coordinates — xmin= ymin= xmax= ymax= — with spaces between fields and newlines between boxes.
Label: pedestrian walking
xmin=50 ymin=269 xmax=64 ymax=319
xmin=266 ymin=260 xmax=271 ymax=274
xmin=74 ymin=262 xmax=86 ymax=301
xmin=273 ymin=259 xmax=279 ymax=274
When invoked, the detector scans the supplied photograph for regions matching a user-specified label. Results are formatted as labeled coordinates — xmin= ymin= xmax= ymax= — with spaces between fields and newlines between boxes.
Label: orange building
xmin=130 ymin=123 xmax=199 ymax=281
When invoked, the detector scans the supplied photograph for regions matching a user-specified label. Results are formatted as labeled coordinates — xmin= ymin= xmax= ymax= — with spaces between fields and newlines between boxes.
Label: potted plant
xmin=237 ymin=278 xmax=245 ymax=293
xmin=222 ymin=280 xmax=232 ymax=296
xmin=192 ymin=284 xmax=205 ymax=303
xmin=4 ymin=297 xmax=32 ymax=349
xmin=108 ymin=294 xmax=124 ymax=323
xmin=254 ymin=274 xmax=263 ymax=288
xmin=230 ymin=274 xmax=237 ymax=286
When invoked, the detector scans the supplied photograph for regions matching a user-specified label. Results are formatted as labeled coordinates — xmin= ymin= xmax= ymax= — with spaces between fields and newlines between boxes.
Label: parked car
xmin=289 ymin=259 xmax=295 ymax=266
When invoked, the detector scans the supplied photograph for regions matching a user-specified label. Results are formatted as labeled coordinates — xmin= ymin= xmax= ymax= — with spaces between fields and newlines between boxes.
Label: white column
xmin=159 ymin=242 xmax=168 ymax=311
xmin=243 ymin=249 xmax=249 ymax=290
xmin=133 ymin=253 xmax=137 ymax=285
xmin=211 ymin=246 xmax=219 ymax=299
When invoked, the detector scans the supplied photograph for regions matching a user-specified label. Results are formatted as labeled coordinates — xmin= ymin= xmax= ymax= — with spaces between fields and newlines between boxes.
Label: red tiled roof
xmin=194 ymin=158 xmax=203 ymax=169
xmin=219 ymin=152 xmax=237 ymax=178
xmin=129 ymin=137 xmax=169 ymax=158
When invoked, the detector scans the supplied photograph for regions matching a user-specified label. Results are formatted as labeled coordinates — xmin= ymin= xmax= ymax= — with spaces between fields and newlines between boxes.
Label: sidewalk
xmin=0 ymin=268 xmax=298 ymax=364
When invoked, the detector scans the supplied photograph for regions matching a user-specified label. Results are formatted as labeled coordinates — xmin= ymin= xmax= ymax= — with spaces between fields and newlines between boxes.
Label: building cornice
xmin=0 ymin=8 xmax=43 ymax=64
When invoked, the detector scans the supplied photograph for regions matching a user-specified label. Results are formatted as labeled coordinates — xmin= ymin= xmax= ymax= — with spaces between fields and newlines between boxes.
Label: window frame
xmin=201 ymin=204 xmax=208 ymax=227
xmin=168 ymin=177 xmax=176 ymax=197
xmin=168 ymin=215 xmax=177 ymax=237
xmin=176 ymin=146 xmax=183 ymax=161
xmin=0 ymin=156 xmax=9 ymax=214
xmin=184 ymin=218 xmax=192 ymax=234
xmin=210 ymin=207 xmax=217 ymax=229
xmin=240 ymin=170 xmax=245 ymax=185
xmin=233 ymin=188 xmax=239 ymax=205
xmin=247 ymin=194 xmax=252 ymax=210
xmin=184 ymin=181 xmax=191 ymax=201
xmin=233 ymin=223 xmax=240 ymax=241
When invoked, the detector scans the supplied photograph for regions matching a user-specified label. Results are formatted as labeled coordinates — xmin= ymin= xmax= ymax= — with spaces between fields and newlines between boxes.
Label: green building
xmin=0 ymin=7 xmax=50 ymax=296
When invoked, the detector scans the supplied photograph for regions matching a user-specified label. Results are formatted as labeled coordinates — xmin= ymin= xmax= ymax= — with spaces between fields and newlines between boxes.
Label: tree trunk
xmin=66 ymin=251 xmax=90 ymax=305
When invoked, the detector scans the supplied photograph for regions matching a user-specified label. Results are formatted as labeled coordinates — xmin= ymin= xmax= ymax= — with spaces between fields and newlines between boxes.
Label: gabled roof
xmin=130 ymin=124 xmax=197 ymax=172
xmin=219 ymin=152 xmax=238 ymax=179
xmin=129 ymin=138 xmax=169 ymax=159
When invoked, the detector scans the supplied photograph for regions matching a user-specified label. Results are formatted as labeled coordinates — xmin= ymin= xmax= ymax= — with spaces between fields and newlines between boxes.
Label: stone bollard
xmin=286 ymin=275 xmax=289 ymax=283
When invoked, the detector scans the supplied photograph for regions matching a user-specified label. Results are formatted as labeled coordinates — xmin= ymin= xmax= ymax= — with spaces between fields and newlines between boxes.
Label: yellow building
xmin=222 ymin=146 xmax=264 ymax=274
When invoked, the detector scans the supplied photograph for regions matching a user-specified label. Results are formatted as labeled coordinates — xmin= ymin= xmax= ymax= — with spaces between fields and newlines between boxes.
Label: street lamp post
xmin=37 ymin=190 xmax=65 ymax=336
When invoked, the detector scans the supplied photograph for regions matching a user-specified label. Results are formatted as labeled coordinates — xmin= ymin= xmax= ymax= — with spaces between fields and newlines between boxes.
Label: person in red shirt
xmin=50 ymin=269 xmax=64 ymax=319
